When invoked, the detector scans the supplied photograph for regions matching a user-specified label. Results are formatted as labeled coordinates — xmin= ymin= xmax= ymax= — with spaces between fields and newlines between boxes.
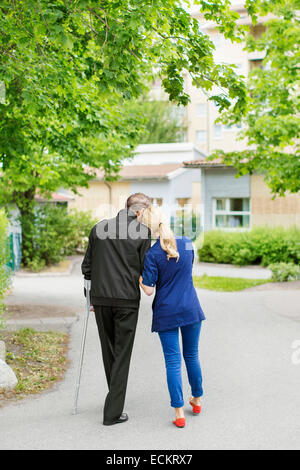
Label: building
xmin=186 ymin=4 xmax=270 ymax=154
xmin=181 ymin=5 xmax=300 ymax=232
xmin=184 ymin=158 xmax=300 ymax=231
xmin=150 ymin=4 xmax=270 ymax=154
xmin=69 ymin=143 xmax=205 ymax=221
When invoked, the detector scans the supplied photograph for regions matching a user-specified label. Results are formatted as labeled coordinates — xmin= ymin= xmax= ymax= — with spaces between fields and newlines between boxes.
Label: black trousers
xmin=94 ymin=305 xmax=139 ymax=424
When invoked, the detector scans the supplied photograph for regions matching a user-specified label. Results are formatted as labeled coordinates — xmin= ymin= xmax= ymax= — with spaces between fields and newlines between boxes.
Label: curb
xmin=14 ymin=257 xmax=81 ymax=278
xmin=5 ymin=315 xmax=80 ymax=332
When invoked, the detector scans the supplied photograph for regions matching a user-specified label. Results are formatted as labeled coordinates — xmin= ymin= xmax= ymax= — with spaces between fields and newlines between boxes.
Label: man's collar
xmin=117 ymin=208 xmax=137 ymax=220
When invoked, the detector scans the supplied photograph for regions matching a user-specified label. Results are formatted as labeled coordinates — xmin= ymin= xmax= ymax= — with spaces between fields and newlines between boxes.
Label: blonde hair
xmin=142 ymin=207 xmax=180 ymax=261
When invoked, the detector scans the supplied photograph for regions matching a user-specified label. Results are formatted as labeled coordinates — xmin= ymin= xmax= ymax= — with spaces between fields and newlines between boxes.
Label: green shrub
xmin=0 ymin=209 xmax=10 ymax=327
xmin=64 ymin=209 xmax=98 ymax=255
xmin=197 ymin=226 xmax=300 ymax=266
xmin=269 ymin=262 xmax=300 ymax=282
xmin=24 ymin=205 xmax=97 ymax=271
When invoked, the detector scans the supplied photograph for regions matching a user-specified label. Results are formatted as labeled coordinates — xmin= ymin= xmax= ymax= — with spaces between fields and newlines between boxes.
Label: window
xmin=224 ymin=123 xmax=242 ymax=131
xmin=213 ymin=125 xmax=222 ymax=139
xmin=176 ymin=198 xmax=191 ymax=208
xmin=196 ymin=130 xmax=207 ymax=144
xmin=212 ymin=34 xmax=222 ymax=48
xmin=249 ymin=59 xmax=264 ymax=70
xmin=213 ymin=198 xmax=250 ymax=230
xmin=151 ymin=198 xmax=163 ymax=207
xmin=196 ymin=103 xmax=206 ymax=117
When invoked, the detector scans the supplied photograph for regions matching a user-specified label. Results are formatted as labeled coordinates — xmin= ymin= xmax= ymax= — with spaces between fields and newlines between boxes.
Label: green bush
xmin=269 ymin=262 xmax=300 ymax=282
xmin=197 ymin=226 xmax=300 ymax=267
xmin=0 ymin=209 xmax=10 ymax=327
xmin=24 ymin=205 xmax=97 ymax=271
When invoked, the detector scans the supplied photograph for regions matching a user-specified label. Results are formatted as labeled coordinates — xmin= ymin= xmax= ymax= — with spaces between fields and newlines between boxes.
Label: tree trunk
xmin=16 ymin=189 xmax=36 ymax=267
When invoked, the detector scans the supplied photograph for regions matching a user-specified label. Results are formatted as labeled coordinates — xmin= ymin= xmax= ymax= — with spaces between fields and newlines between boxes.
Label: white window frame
xmin=212 ymin=198 xmax=251 ymax=231
xmin=213 ymin=124 xmax=223 ymax=140
xmin=196 ymin=103 xmax=206 ymax=117
xmin=196 ymin=130 xmax=207 ymax=144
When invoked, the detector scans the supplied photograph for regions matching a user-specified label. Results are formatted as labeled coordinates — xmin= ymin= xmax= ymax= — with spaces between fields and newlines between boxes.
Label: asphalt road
xmin=1 ymin=262 xmax=300 ymax=450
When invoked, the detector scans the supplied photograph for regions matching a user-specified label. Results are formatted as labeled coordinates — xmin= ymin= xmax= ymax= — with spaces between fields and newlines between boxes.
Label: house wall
xmin=130 ymin=169 xmax=201 ymax=217
xmin=69 ymin=181 xmax=131 ymax=220
xmin=202 ymin=168 xmax=251 ymax=231
xmin=169 ymin=169 xmax=200 ymax=201
xmin=192 ymin=182 xmax=201 ymax=208
xmin=251 ymin=175 xmax=300 ymax=228
xmin=130 ymin=179 xmax=172 ymax=204
xmin=69 ymin=167 xmax=202 ymax=222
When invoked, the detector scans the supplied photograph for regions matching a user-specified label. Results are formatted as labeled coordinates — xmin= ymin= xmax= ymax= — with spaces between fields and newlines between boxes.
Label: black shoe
xmin=103 ymin=413 xmax=129 ymax=426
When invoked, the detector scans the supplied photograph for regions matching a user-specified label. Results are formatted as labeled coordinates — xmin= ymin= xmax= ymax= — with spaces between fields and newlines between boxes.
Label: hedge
xmin=24 ymin=205 xmax=97 ymax=271
xmin=196 ymin=226 xmax=300 ymax=267
xmin=269 ymin=263 xmax=300 ymax=282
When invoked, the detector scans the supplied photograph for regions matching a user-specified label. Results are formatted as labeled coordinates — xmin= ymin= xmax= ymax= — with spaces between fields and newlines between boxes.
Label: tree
xmin=212 ymin=0 xmax=300 ymax=196
xmin=138 ymin=100 xmax=186 ymax=144
xmin=0 ymin=0 xmax=257 ymax=265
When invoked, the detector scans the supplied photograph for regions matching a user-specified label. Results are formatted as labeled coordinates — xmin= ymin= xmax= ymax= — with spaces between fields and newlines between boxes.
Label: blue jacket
xmin=142 ymin=236 xmax=206 ymax=332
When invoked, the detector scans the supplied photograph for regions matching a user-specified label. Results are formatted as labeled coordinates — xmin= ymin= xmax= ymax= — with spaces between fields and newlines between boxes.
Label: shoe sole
xmin=103 ymin=418 xmax=129 ymax=426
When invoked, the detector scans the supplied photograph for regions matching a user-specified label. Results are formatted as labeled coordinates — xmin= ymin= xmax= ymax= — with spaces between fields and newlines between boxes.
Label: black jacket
xmin=81 ymin=209 xmax=151 ymax=308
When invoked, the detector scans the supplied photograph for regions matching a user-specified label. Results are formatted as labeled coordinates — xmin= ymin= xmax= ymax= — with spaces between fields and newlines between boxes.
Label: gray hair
xmin=126 ymin=193 xmax=151 ymax=213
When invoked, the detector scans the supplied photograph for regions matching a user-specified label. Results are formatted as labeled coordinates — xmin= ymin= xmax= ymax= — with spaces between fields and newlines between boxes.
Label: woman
xmin=140 ymin=207 xmax=206 ymax=428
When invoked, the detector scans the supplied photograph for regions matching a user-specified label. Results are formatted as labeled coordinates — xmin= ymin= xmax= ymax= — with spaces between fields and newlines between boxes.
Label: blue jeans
xmin=158 ymin=322 xmax=203 ymax=408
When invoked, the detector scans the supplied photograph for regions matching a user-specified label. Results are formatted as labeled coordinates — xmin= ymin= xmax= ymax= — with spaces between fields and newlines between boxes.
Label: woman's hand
xmin=139 ymin=276 xmax=155 ymax=296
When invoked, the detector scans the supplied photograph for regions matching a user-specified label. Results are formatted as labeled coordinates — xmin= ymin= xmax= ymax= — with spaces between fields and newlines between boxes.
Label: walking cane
xmin=72 ymin=279 xmax=91 ymax=415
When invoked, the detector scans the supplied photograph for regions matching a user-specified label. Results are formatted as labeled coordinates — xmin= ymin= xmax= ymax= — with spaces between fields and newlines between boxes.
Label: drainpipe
xmin=206 ymin=100 xmax=211 ymax=155
xmin=104 ymin=181 xmax=113 ymax=217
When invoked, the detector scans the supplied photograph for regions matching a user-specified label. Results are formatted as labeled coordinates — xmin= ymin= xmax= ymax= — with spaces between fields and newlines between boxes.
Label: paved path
xmin=1 ymin=261 xmax=299 ymax=450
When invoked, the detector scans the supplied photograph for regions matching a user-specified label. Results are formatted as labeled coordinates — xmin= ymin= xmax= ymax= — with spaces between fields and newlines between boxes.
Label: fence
xmin=6 ymin=232 xmax=22 ymax=272
xmin=170 ymin=210 xmax=202 ymax=241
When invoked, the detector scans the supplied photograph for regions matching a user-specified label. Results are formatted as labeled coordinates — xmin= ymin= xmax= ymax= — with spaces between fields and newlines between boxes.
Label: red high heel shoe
xmin=173 ymin=418 xmax=186 ymax=428
xmin=189 ymin=399 xmax=202 ymax=415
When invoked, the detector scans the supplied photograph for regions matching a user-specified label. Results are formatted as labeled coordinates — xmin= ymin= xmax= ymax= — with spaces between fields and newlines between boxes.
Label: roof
xmin=183 ymin=158 xmax=230 ymax=169
xmin=35 ymin=192 xmax=75 ymax=203
xmin=136 ymin=143 xmax=204 ymax=154
xmin=92 ymin=163 xmax=185 ymax=181
xmin=121 ymin=164 xmax=184 ymax=180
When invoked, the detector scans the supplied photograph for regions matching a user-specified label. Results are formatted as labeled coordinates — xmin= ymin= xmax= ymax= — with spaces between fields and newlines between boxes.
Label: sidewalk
xmin=1 ymin=288 xmax=300 ymax=450
xmin=193 ymin=262 xmax=272 ymax=280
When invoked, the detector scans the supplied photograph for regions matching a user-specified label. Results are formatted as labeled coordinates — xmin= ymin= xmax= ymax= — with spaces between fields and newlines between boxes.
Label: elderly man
xmin=82 ymin=193 xmax=152 ymax=426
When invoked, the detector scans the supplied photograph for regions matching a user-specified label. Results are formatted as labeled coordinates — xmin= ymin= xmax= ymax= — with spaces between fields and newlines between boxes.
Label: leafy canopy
xmin=137 ymin=100 xmax=186 ymax=144
xmin=0 ymin=0 xmax=261 ymax=207
xmin=212 ymin=0 xmax=300 ymax=195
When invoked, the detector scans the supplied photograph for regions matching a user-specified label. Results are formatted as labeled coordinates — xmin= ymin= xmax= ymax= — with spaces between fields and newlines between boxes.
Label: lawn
xmin=0 ymin=328 xmax=69 ymax=406
xmin=193 ymin=275 xmax=272 ymax=292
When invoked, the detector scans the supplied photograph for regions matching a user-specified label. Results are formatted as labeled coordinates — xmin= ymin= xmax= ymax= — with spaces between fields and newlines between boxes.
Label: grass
xmin=22 ymin=259 xmax=71 ymax=274
xmin=0 ymin=328 xmax=69 ymax=406
xmin=193 ymin=275 xmax=272 ymax=292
